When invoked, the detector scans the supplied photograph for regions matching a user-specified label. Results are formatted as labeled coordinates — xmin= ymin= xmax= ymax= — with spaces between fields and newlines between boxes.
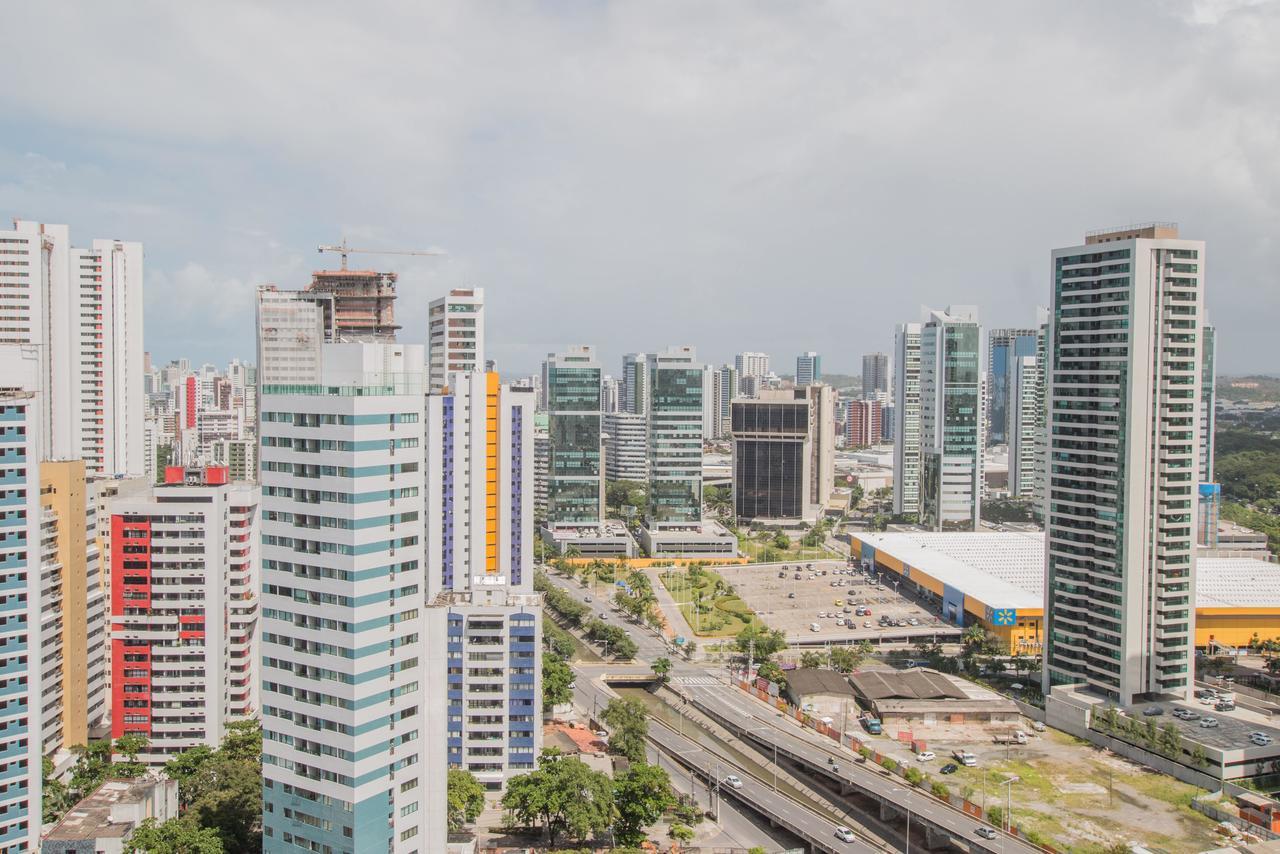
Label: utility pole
xmin=747 ymin=638 xmax=756 ymax=683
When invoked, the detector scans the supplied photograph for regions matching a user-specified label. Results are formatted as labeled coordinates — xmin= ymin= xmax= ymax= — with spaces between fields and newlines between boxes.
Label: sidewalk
xmin=646 ymin=567 xmax=700 ymax=654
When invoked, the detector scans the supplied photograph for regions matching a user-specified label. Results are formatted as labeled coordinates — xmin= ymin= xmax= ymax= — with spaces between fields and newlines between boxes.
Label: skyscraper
xmin=892 ymin=323 xmax=922 ymax=517
xmin=846 ymin=399 xmax=882 ymax=448
xmin=987 ymin=328 xmax=1040 ymax=446
xmin=109 ymin=465 xmax=260 ymax=764
xmin=425 ymin=371 xmax=541 ymax=787
xmin=620 ymin=352 xmax=649 ymax=415
xmin=862 ymin=352 xmax=890 ymax=397
xmin=918 ymin=307 xmax=983 ymax=531
xmin=0 ymin=352 xmax=43 ymax=851
xmin=602 ymin=411 xmax=648 ymax=482
xmin=646 ymin=347 xmax=704 ymax=528
xmin=1200 ymin=324 xmax=1216 ymax=485
xmin=795 ymin=352 xmax=821 ymax=387
xmin=734 ymin=352 xmax=770 ymax=383
xmin=307 ymin=269 xmax=399 ymax=340
xmin=1 ymin=220 xmax=145 ymax=477
xmin=730 ymin=385 xmax=835 ymax=522
xmin=1043 ymin=224 xmax=1205 ymax=705
xmin=1008 ymin=355 xmax=1039 ymax=498
xmin=428 ymin=288 xmax=485 ymax=392
xmin=712 ymin=364 xmax=738 ymax=440
xmin=255 ymin=285 xmax=334 ymax=387
xmin=600 ymin=375 xmax=620 ymax=414
xmin=543 ymin=346 xmax=604 ymax=528
xmin=260 ymin=342 xmax=445 ymax=852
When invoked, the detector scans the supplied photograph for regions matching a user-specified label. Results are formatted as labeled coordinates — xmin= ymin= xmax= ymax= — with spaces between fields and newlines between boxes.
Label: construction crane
xmin=317 ymin=238 xmax=445 ymax=271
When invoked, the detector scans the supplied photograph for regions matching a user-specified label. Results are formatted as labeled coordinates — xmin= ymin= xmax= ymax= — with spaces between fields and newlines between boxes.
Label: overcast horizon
xmin=4 ymin=1 xmax=1279 ymax=376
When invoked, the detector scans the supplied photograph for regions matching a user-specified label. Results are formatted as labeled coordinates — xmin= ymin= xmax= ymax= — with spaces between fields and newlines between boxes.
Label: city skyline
xmin=4 ymin=3 xmax=1278 ymax=375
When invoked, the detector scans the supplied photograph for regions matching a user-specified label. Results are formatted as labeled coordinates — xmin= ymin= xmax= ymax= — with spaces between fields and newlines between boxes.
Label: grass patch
xmin=737 ymin=537 xmax=833 ymax=563
xmin=660 ymin=568 xmax=762 ymax=637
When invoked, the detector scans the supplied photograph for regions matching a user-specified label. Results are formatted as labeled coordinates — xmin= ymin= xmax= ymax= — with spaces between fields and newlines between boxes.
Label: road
xmin=546 ymin=565 xmax=1042 ymax=853
xmin=571 ymin=674 xmax=880 ymax=854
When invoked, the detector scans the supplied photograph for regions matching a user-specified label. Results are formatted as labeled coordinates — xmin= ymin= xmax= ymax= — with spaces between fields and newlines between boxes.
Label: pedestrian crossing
xmin=675 ymin=675 xmax=720 ymax=686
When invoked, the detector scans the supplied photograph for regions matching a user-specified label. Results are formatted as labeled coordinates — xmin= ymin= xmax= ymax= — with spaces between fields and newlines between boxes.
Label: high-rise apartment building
xmin=862 ymin=352 xmax=890 ymax=397
xmin=543 ymin=347 xmax=604 ymax=528
xmin=1 ymin=220 xmax=145 ymax=477
xmin=308 ymin=269 xmax=399 ymax=340
xmin=621 ymin=353 xmax=649 ymax=415
xmin=40 ymin=460 xmax=108 ymax=764
xmin=601 ymin=376 xmax=620 ymax=415
xmin=1008 ymin=355 xmax=1039 ymax=498
xmin=892 ymin=323 xmax=923 ymax=516
xmin=734 ymin=352 xmax=770 ymax=383
xmin=603 ymin=411 xmax=648 ymax=482
xmin=0 ymin=358 xmax=43 ymax=851
xmin=846 ymin=399 xmax=882 ymax=448
xmin=646 ymin=347 xmax=704 ymax=528
xmin=730 ymin=385 xmax=835 ymax=522
xmin=987 ymin=328 xmax=1040 ymax=446
xmin=918 ymin=307 xmax=983 ymax=531
xmin=795 ymin=352 xmax=821 ymax=387
xmin=259 ymin=342 xmax=446 ymax=853
xmin=256 ymin=285 xmax=334 ymax=388
xmin=109 ymin=465 xmax=259 ymax=765
xmin=425 ymin=371 xmax=541 ymax=788
xmin=428 ymin=288 xmax=485 ymax=392
xmin=533 ymin=413 xmax=549 ymax=525
xmin=711 ymin=365 xmax=738 ymax=440
xmin=1043 ymin=224 xmax=1205 ymax=705
xmin=1200 ymin=324 xmax=1216 ymax=485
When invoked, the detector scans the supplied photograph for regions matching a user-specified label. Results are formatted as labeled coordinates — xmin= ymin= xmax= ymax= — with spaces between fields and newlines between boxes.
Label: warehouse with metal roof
xmin=851 ymin=531 xmax=1280 ymax=653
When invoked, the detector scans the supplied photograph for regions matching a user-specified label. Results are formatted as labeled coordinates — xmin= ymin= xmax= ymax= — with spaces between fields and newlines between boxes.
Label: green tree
xmin=219 ymin=720 xmax=262 ymax=763
xmin=601 ymin=697 xmax=649 ymax=763
xmin=613 ymin=763 xmax=675 ymax=845
xmin=1190 ymin=742 xmax=1209 ymax=769
xmin=757 ymin=660 xmax=787 ymax=687
xmin=800 ymin=650 xmax=827 ymax=669
xmin=185 ymin=754 xmax=262 ymax=854
xmin=772 ymin=531 xmax=791 ymax=550
xmin=735 ymin=624 xmax=787 ymax=660
xmin=42 ymin=756 xmax=72 ymax=824
xmin=1159 ymin=723 xmax=1183 ymax=758
xmin=125 ymin=817 xmax=224 ymax=854
xmin=447 ymin=769 xmax=487 ymax=830
xmin=164 ymin=745 xmax=215 ymax=809
xmin=544 ymin=655 xmax=574 ymax=707
xmin=501 ymin=749 xmax=615 ymax=846
xmin=651 ymin=657 xmax=673 ymax=683
xmin=669 ymin=823 xmax=696 ymax=842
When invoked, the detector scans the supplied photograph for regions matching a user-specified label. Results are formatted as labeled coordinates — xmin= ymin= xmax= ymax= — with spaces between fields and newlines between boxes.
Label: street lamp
xmin=996 ymin=775 xmax=1019 ymax=834
xmin=743 ymin=725 xmax=780 ymax=791
xmin=891 ymin=787 xmax=912 ymax=854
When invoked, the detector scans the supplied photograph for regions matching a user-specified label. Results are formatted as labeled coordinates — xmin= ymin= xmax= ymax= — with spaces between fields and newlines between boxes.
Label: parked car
xmin=916 ymin=751 xmax=936 ymax=762
xmin=1142 ymin=706 xmax=1163 ymax=716
xmin=908 ymin=617 xmax=920 ymax=626
xmin=723 ymin=774 xmax=743 ymax=789
xmin=787 ymin=592 xmax=796 ymax=599
xmin=863 ymin=621 xmax=872 ymax=628
xmin=1199 ymin=718 xmax=1219 ymax=728
xmin=1252 ymin=734 xmax=1273 ymax=746
xmin=940 ymin=763 xmax=958 ymax=774
xmin=1216 ymin=701 xmax=1236 ymax=712
xmin=835 ymin=826 xmax=857 ymax=844
xmin=1031 ymin=721 xmax=1046 ymax=732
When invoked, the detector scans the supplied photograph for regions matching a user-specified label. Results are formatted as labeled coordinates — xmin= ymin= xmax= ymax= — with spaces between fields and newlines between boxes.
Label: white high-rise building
xmin=426 ymin=371 xmax=541 ymax=788
xmin=892 ymin=323 xmax=922 ymax=516
xmin=0 ymin=220 xmax=145 ymax=477
xmin=918 ymin=306 xmax=983 ymax=531
xmin=1008 ymin=355 xmax=1039 ymax=498
xmin=711 ymin=365 xmax=738 ymax=440
xmin=621 ymin=352 xmax=649 ymax=415
xmin=108 ymin=466 xmax=260 ymax=765
xmin=0 ymin=349 xmax=43 ymax=851
xmin=601 ymin=375 xmax=620 ymax=414
xmin=734 ymin=352 xmax=770 ymax=382
xmin=260 ymin=342 xmax=446 ymax=853
xmin=603 ymin=411 xmax=648 ymax=482
xmin=256 ymin=285 xmax=333 ymax=388
xmin=1043 ymin=224 xmax=1205 ymax=705
xmin=428 ymin=288 xmax=485 ymax=393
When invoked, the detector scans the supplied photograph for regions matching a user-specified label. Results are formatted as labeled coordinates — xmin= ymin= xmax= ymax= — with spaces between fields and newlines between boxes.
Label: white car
xmin=1252 ymin=733 xmax=1273 ymax=746
xmin=1198 ymin=695 xmax=1216 ymax=706
xmin=975 ymin=827 xmax=997 ymax=840
xmin=916 ymin=751 xmax=936 ymax=762
xmin=723 ymin=774 xmax=743 ymax=790
xmin=1199 ymin=718 xmax=1219 ymax=728
xmin=835 ymin=826 xmax=857 ymax=843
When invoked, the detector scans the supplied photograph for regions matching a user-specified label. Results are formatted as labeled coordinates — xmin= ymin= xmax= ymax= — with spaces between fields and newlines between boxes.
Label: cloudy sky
xmin=3 ymin=0 xmax=1277 ymax=376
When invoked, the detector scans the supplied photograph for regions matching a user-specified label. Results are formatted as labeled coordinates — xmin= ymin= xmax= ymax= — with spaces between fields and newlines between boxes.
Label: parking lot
xmin=1131 ymin=697 xmax=1280 ymax=753
xmin=710 ymin=559 xmax=959 ymax=644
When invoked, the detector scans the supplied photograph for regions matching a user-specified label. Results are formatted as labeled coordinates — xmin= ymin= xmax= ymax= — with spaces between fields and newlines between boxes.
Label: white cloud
xmin=2 ymin=0 xmax=1278 ymax=372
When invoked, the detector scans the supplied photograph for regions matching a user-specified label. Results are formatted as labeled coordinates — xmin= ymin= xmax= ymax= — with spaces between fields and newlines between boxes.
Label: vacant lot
xmin=878 ymin=726 xmax=1220 ymax=852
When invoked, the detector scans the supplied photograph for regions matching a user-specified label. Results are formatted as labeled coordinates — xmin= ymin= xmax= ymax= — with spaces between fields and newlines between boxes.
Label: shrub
xmin=881 ymin=758 xmax=898 ymax=773
xmin=931 ymin=781 xmax=950 ymax=800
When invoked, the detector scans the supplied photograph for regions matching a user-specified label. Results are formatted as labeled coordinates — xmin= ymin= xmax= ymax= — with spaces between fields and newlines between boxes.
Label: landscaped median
xmin=659 ymin=565 xmax=763 ymax=637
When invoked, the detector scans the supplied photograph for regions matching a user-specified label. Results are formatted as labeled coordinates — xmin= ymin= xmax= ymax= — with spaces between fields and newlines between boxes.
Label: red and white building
xmin=846 ymin=399 xmax=882 ymax=448
xmin=109 ymin=465 xmax=259 ymax=764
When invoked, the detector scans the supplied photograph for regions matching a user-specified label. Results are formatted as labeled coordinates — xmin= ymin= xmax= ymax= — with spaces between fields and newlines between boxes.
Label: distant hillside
xmin=1220 ymin=375 xmax=1280 ymax=403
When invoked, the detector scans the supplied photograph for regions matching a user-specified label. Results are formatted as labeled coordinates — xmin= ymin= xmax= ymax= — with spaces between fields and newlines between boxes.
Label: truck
xmin=952 ymin=749 xmax=978 ymax=767
xmin=860 ymin=715 xmax=883 ymax=735
xmin=992 ymin=730 xmax=1028 ymax=745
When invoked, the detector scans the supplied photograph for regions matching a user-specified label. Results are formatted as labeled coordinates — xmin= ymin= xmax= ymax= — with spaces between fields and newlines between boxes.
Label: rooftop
xmin=785 ymin=667 xmax=856 ymax=698
xmin=856 ymin=531 xmax=1280 ymax=612
xmin=849 ymin=667 xmax=967 ymax=701
xmin=45 ymin=778 xmax=165 ymax=841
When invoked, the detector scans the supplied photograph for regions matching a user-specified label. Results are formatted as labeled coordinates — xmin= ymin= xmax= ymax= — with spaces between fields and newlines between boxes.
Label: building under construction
xmin=307 ymin=269 xmax=400 ymax=341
